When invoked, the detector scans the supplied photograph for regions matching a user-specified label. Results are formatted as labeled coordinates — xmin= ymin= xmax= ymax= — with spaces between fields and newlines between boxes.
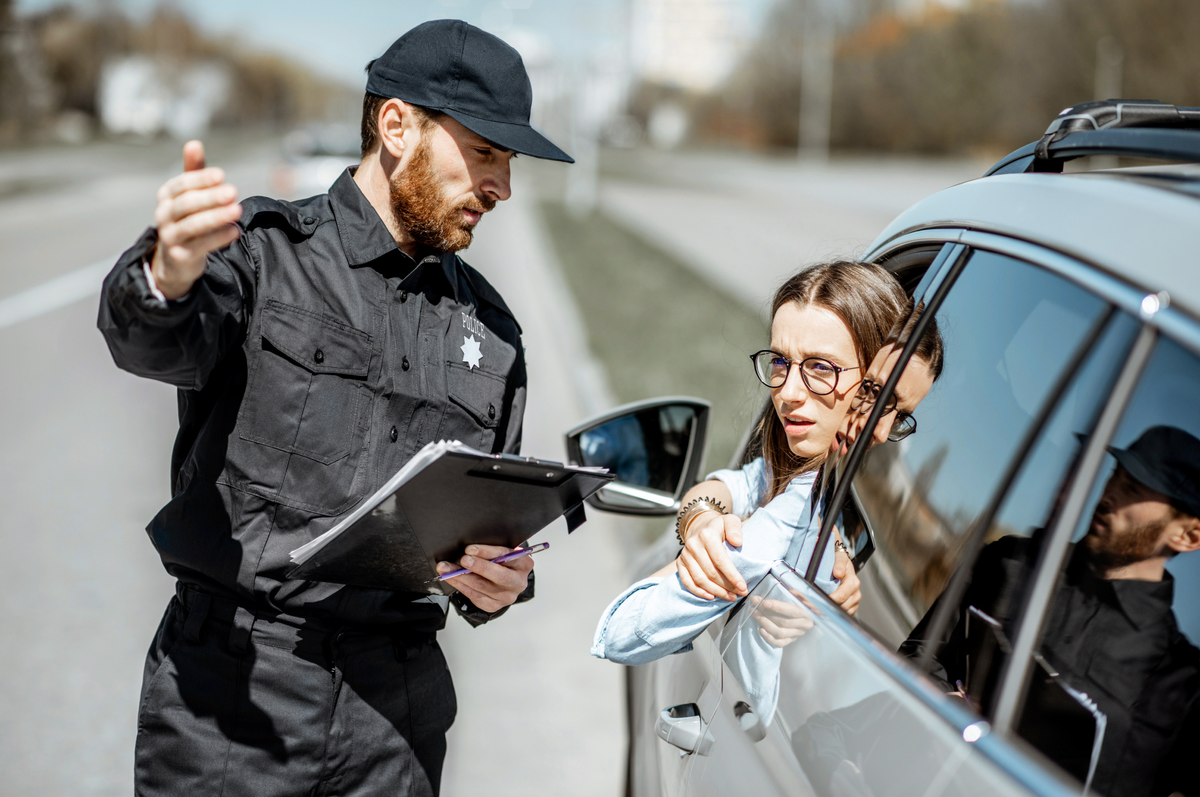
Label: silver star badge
xmin=461 ymin=335 xmax=482 ymax=369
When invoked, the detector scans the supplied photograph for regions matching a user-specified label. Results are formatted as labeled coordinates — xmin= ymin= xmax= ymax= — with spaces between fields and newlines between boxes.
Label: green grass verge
xmin=538 ymin=200 xmax=769 ymax=476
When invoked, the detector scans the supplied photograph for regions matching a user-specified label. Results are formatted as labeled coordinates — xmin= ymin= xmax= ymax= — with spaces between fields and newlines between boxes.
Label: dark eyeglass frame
xmin=750 ymin=349 xmax=863 ymax=396
xmin=853 ymin=378 xmax=918 ymax=442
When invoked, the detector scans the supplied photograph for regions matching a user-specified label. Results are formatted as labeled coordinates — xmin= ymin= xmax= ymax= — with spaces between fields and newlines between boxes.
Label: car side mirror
xmin=565 ymin=397 xmax=710 ymax=516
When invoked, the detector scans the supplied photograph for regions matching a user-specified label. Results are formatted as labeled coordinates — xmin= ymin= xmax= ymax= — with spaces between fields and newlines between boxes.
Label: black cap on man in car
xmin=366 ymin=19 xmax=573 ymax=163
xmin=1109 ymin=425 xmax=1200 ymax=519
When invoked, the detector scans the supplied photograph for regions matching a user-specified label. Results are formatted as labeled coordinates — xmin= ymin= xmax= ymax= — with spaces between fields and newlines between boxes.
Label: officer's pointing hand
xmin=436 ymin=544 xmax=534 ymax=614
xmin=151 ymin=140 xmax=242 ymax=300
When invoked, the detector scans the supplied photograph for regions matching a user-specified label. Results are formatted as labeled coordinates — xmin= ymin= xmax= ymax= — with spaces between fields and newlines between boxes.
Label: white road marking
xmin=0 ymin=256 xmax=117 ymax=330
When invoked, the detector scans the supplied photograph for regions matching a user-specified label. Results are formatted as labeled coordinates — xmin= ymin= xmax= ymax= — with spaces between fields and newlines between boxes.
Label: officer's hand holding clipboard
xmin=288 ymin=440 xmax=612 ymax=596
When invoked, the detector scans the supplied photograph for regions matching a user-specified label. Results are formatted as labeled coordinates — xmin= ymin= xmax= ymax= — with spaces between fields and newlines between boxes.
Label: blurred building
xmin=630 ymin=0 xmax=748 ymax=93
xmin=627 ymin=0 xmax=753 ymax=148
xmin=97 ymin=56 xmax=230 ymax=139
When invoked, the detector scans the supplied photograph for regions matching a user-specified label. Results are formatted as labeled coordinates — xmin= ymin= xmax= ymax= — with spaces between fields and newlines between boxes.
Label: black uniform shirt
xmin=902 ymin=537 xmax=1200 ymax=797
xmin=98 ymin=169 xmax=529 ymax=627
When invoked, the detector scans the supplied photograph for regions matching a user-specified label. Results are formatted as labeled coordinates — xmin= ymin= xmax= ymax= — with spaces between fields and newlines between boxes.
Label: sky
xmin=15 ymin=0 xmax=774 ymax=89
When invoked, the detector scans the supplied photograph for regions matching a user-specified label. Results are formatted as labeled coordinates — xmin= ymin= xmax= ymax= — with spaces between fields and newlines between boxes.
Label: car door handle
xmin=734 ymin=701 xmax=767 ymax=742
xmin=655 ymin=703 xmax=715 ymax=756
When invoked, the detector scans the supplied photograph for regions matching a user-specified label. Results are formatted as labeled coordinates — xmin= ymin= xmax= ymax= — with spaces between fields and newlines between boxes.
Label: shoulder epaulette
xmin=240 ymin=194 xmax=330 ymax=238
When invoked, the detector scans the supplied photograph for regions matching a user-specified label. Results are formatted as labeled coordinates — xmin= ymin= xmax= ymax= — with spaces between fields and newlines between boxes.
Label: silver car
xmin=567 ymin=100 xmax=1200 ymax=797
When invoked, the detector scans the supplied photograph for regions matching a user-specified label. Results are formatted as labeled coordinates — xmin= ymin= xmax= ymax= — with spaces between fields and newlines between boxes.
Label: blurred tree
xmin=6 ymin=1 xmax=355 ymax=144
xmin=0 ymin=0 xmax=57 ymax=142
xmin=0 ymin=0 xmax=15 ymax=133
xmin=34 ymin=5 xmax=135 ymax=116
xmin=693 ymin=0 xmax=1200 ymax=155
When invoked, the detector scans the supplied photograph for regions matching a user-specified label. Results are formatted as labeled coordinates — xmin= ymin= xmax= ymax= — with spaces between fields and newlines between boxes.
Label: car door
xmin=686 ymin=242 xmax=1145 ymax=797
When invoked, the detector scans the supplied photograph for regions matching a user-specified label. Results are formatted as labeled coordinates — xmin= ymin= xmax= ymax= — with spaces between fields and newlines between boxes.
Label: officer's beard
xmin=1082 ymin=513 xmax=1172 ymax=573
xmin=389 ymin=137 xmax=495 ymax=253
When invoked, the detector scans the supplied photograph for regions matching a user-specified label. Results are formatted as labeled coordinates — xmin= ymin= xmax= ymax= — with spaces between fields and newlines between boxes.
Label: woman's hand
xmin=827 ymin=538 xmax=861 ymax=616
xmin=676 ymin=511 xmax=749 ymax=601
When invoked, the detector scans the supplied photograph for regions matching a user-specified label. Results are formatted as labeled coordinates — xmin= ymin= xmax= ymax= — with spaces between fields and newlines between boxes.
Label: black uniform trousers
xmin=135 ymin=584 xmax=456 ymax=797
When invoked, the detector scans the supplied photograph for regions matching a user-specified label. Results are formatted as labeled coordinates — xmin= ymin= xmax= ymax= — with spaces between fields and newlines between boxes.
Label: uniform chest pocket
xmin=240 ymin=301 xmax=371 ymax=465
xmin=441 ymin=363 xmax=505 ymax=451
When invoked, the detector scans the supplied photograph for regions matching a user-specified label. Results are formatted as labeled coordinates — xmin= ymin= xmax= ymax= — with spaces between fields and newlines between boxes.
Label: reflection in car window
xmin=898 ymin=313 xmax=1139 ymax=715
xmin=1011 ymin=335 xmax=1200 ymax=797
xmin=852 ymin=251 xmax=1110 ymax=649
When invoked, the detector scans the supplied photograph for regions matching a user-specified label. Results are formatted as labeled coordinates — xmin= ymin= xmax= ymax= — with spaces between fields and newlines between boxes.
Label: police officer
xmin=97 ymin=20 xmax=572 ymax=797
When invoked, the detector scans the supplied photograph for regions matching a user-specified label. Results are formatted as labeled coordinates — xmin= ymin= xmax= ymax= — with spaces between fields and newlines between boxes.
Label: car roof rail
xmin=985 ymin=99 xmax=1200 ymax=176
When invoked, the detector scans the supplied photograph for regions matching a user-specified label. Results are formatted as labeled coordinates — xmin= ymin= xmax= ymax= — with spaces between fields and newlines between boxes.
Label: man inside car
xmin=901 ymin=425 xmax=1200 ymax=797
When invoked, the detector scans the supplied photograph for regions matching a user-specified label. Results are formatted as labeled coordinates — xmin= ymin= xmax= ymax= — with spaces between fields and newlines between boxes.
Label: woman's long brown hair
xmin=756 ymin=261 xmax=907 ymax=502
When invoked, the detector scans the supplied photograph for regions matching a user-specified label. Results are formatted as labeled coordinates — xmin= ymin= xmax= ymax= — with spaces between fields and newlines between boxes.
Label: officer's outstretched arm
xmin=151 ymin=141 xmax=242 ymax=300
xmin=99 ymin=140 xmax=254 ymax=391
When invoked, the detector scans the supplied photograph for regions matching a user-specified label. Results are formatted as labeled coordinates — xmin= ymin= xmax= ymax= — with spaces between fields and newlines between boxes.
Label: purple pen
xmin=434 ymin=542 xmax=549 ymax=581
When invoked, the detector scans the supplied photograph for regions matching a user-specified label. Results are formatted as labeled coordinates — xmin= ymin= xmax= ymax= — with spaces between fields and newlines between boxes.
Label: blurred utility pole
xmin=565 ymin=68 xmax=600 ymax=218
xmin=798 ymin=4 xmax=834 ymax=161
xmin=1094 ymin=36 xmax=1123 ymax=101
xmin=1093 ymin=36 xmax=1124 ymax=169
xmin=564 ymin=0 xmax=599 ymax=217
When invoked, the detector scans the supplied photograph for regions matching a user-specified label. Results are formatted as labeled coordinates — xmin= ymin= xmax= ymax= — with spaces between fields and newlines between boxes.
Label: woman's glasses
xmin=852 ymin=379 xmax=918 ymax=442
xmin=750 ymin=350 xmax=862 ymax=396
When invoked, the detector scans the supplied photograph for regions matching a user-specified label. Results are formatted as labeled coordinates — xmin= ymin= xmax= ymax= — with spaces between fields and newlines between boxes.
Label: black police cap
xmin=1110 ymin=425 xmax=1200 ymax=519
xmin=366 ymin=19 xmax=573 ymax=163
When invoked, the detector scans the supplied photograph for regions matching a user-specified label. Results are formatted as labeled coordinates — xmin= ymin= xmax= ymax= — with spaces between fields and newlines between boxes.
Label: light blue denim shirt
xmin=591 ymin=459 xmax=839 ymax=665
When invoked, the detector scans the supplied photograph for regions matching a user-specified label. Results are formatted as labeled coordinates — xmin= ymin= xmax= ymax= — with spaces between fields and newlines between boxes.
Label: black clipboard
xmin=287 ymin=442 xmax=613 ymax=595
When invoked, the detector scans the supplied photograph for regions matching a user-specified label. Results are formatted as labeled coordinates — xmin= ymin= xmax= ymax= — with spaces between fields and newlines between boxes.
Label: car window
xmin=893 ymin=308 xmax=1137 ymax=709
xmin=1011 ymin=333 xmax=1200 ymax=797
xmin=849 ymin=249 xmax=1113 ymax=649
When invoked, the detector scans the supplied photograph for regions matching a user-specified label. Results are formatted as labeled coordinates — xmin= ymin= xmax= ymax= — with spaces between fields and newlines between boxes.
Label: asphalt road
xmin=598 ymin=148 xmax=988 ymax=313
xmin=0 ymin=137 xmax=630 ymax=796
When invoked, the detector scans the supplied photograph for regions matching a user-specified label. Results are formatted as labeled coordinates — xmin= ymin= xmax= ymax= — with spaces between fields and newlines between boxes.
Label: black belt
xmin=175 ymin=583 xmax=436 ymax=663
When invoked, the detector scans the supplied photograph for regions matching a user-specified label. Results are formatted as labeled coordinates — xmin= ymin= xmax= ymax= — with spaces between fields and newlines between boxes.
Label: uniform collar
xmin=329 ymin=168 xmax=399 ymax=267
xmin=329 ymin=168 xmax=460 ymax=301
xmin=1108 ymin=570 xmax=1175 ymax=630
xmin=1068 ymin=546 xmax=1176 ymax=630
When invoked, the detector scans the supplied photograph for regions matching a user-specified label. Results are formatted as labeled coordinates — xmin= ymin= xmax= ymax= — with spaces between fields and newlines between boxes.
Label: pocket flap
xmin=447 ymin=363 xmax=505 ymax=428
xmin=260 ymin=301 xmax=371 ymax=377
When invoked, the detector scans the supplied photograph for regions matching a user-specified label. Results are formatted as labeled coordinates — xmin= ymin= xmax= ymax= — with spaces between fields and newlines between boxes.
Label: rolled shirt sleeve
xmin=592 ymin=469 xmax=839 ymax=665
xmin=707 ymin=457 xmax=769 ymax=517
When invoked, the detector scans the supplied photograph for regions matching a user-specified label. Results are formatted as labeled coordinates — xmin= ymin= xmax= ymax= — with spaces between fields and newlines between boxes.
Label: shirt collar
xmin=1069 ymin=546 xmax=1176 ymax=629
xmin=1109 ymin=570 xmax=1175 ymax=630
xmin=329 ymin=168 xmax=460 ymax=301
xmin=329 ymin=168 xmax=399 ymax=267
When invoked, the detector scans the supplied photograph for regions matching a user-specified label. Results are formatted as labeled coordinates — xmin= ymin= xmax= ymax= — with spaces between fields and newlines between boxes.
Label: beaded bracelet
xmin=675 ymin=497 xmax=728 ymax=546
